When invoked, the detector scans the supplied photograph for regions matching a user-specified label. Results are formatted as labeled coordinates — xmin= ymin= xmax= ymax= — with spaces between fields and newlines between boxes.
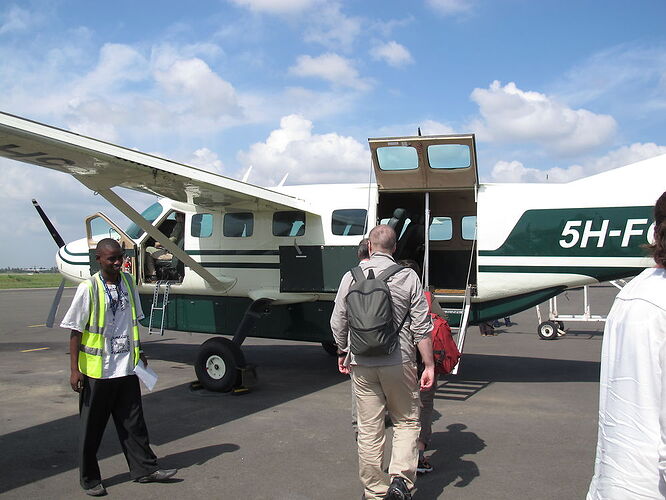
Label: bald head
xmin=369 ymin=225 xmax=396 ymax=255
xmin=96 ymin=238 xmax=122 ymax=255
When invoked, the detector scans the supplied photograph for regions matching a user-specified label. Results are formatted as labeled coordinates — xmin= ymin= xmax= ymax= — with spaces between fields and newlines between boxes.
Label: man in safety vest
xmin=61 ymin=238 xmax=177 ymax=496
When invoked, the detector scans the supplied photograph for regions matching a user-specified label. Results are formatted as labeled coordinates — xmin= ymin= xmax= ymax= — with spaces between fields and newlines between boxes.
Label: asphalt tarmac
xmin=0 ymin=285 xmax=615 ymax=499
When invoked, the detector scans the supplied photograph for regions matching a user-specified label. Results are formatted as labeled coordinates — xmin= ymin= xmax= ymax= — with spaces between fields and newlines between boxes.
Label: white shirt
xmin=588 ymin=268 xmax=666 ymax=499
xmin=61 ymin=275 xmax=145 ymax=379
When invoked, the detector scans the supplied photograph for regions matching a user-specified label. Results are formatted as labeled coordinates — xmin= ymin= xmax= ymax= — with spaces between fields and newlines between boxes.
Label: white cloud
xmin=188 ymin=148 xmax=225 ymax=174
xmin=153 ymin=57 xmax=241 ymax=117
xmin=303 ymin=3 xmax=361 ymax=52
xmin=426 ymin=0 xmax=474 ymax=16
xmin=289 ymin=53 xmax=371 ymax=90
xmin=490 ymin=142 xmax=666 ymax=183
xmin=237 ymin=114 xmax=370 ymax=184
xmin=470 ymin=80 xmax=617 ymax=155
xmin=0 ymin=5 xmax=32 ymax=35
xmin=490 ymin=160 xmax=584 ymax=183
xmin=585 ymin=142 xmax=666 ymax=173
xmin=227 ymin=0 xmax=316 ymax=13
xmin=370 ymin=41 xmax=413 ymax=67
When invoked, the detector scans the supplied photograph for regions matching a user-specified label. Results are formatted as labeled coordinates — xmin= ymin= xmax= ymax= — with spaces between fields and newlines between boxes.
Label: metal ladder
xmin=148 ymin=281 xmax=171 ymax=336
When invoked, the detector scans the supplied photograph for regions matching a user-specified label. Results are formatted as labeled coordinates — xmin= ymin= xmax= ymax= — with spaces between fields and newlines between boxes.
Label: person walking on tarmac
xmin=331 ymin=225 xmax=435 ymax=500
xmin=60 ymin=238 xmax=177 ymax=496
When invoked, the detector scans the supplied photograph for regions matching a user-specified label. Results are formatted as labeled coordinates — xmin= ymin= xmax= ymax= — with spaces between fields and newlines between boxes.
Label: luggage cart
xmin=534 ymin=280 xmax=626 ymax=340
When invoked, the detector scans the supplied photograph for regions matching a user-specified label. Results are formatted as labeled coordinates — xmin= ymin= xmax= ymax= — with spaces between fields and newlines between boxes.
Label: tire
xmin=321 ymin=341 xmax=338 ymax=356
xmin=557 ymin=321 xmax=565 ymax=331
xmin=195 ymin=337 xmax=245 ymax=392
xmin=538 ymin=321 xmax=559 ymax=340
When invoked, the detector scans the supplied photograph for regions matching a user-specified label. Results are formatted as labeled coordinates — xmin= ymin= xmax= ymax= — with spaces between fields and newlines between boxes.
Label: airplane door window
xmin=376 ymin=146 xmax=418 ymax=171
xmin=192 ymin=214 xmax=213 ymax=238
xmin=427 ymin=144 xmax=471 ymax=170
xmin=429 ymin=217 xmax=453 ymax=241
xmin=273 ymin=211 xmax=306 ymax=237
xmin=224 ymin=212 xmax=254 ymax=237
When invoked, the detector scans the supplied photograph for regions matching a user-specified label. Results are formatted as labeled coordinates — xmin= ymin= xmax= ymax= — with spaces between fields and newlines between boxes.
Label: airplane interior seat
xmin=395 ymin=214 xmax=425 ymax=261
xmin=387 ymin=208 xmax=407 ymax=239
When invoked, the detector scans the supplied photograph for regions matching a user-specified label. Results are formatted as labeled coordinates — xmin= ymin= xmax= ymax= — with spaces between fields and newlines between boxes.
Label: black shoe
xmin=384 ymin=477 xmax=411 ymax=500
xmin=84 ymin=483 xmax=107 ymax=496
xmin=136 ymin=468 xmax=178 ymax=483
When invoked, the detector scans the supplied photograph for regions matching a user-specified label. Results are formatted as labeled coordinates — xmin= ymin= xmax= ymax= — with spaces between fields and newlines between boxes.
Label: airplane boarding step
xmin=148 ymin=281 xmax=171 ymax=336
xmin=434 ymin=285 xmax=472 ymax=376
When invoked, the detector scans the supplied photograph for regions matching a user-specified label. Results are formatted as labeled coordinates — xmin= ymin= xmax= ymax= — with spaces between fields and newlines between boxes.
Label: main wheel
xmin=538 ymin=321 xmax=559 ymax=340
xmin=321 ymin=341 xmax=338 ymax=356
xmin=195 ymin=337 xmax=245 ymax=392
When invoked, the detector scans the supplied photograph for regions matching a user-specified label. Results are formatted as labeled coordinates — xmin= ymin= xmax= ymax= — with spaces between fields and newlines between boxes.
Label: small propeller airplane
xmin=0 ymin=110 xmax=662 ymax=391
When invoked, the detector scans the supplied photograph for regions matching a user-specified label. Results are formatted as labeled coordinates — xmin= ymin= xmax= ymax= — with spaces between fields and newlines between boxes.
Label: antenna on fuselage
xmin=277 ymin=173 xmax=289 ymax=187
xmin=418 ymin=127 xmax=422 ymax=136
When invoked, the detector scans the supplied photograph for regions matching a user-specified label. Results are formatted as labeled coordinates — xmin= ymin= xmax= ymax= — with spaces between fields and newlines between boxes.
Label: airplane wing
xmin=0 ymin=111 xmax=311 ymax=212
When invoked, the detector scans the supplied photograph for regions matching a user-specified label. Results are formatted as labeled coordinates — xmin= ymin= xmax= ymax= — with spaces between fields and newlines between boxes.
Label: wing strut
xmin=93 ymin=186 xmax=236 ymax=292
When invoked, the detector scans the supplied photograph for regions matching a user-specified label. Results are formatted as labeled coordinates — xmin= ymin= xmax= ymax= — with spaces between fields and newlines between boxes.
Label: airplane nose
xmin=56 ymin=239 xmax=90 ymax=283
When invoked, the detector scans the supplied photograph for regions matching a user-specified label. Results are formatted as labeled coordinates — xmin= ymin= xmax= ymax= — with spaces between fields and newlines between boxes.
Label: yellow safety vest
xmin=79 ymin=272 xmax=141 ymax=378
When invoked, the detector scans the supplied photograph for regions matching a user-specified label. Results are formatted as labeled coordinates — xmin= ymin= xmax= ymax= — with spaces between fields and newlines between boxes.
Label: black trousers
xmin=79 ymin=374 xmax=158 ymax=489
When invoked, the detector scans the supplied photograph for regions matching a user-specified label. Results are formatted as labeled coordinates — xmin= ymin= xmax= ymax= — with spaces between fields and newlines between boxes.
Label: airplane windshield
xmin=125 ymin=202 xmax=164 ymax=239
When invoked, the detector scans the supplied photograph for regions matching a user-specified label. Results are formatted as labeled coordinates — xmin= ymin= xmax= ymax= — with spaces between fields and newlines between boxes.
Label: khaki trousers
xmin=352 ymin=362 xmax=420 ymax=500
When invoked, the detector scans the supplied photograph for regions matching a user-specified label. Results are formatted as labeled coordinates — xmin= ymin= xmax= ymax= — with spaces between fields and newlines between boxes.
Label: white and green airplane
xmin=0 ymin=111 xmax=662 ymax=391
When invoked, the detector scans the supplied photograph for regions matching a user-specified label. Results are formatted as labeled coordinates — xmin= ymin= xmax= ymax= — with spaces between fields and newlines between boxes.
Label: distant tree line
xmin=0 ymin=267 xmax=59 ymax=273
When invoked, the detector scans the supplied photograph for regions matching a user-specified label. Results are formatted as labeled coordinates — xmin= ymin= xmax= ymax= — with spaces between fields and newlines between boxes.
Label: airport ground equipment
xmin=534 ymin=280 xmax=626 ymax=339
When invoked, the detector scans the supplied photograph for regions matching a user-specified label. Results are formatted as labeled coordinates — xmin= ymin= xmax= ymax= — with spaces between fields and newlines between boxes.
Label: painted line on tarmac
xmin=20 ymin=347 xmax=50 ymax=352
xmin=27 ymin=324 xmax=46 ymax=328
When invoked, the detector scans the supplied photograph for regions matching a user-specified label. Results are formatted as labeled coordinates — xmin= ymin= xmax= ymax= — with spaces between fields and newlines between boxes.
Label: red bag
xmin=425 ymin=292 xmax=461 ymax=374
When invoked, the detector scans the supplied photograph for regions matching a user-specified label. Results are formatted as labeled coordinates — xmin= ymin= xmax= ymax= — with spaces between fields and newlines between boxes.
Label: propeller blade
xmin=46 ymin=278 xmax=66 ymax=328
xmin=32 ymin=199 xmax=65 ymax=248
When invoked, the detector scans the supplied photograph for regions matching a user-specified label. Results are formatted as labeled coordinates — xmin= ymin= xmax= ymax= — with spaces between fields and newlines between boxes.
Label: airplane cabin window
xmin=224 ymin=212 xmax=254 ymax=237
xmin=427 ymin=144 xmax=471 ymax=170
xmin=332 ymin=209 xmax=367 ymax=236
xmin=125 ymin=202 xmax=163 ymax=239
xmin=191 ymin=213 xmax=213 ymax=238
xmin=376 ymin=146 xmax=418 ymax=171
xmin=273 ymin=211 xmax=306 ymax=237
xmin=429 ymin=217 xmax=453 ymax=241
xmin=462 ymin=216 xmax=477 ymax=240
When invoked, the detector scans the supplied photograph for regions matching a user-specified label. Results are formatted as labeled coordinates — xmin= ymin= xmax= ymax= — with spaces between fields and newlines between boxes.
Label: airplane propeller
xmin=31 ymin=199 xmax=67 ymax=328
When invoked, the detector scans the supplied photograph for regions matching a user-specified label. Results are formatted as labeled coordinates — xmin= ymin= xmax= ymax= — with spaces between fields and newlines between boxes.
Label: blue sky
xmin=1 ymin=0 xmax=666 ymax=266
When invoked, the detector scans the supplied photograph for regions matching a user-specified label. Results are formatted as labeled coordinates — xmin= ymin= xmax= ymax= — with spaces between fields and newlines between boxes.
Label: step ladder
xmin=148 ymin=281 xmax=171 ymax=336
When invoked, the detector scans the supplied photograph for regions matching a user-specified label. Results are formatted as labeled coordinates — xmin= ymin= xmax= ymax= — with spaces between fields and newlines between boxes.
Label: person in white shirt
xmin=61 ymin=238 xmax=176 ymax=496
xmin=587 ymin=191 xmax=666 ymax=499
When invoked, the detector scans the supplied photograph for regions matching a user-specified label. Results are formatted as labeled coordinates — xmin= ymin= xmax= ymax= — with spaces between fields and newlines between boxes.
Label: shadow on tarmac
xmin=414 ymin=423 xmax=486 ymax=499
xmin=0 ymin=342 xmax=344 ymax=494
xmin=454 ymin=353 xmax=600 ymax=383
xmin=102 ymin=443 xmax=239 ymax=488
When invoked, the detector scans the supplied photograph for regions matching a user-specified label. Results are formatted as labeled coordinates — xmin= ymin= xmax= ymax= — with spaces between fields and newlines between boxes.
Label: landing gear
xmin=537 ymin=321 xmax=559 ymax=340
xmin=195 ymin=337 xmax=245 ymax=392
xmin=193 ymin=298 xmax=271 ymax=392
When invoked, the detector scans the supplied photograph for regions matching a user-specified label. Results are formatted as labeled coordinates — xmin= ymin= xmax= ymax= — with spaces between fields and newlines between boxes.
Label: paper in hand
xmin=134 ymin=360 xmax=158 ymax=391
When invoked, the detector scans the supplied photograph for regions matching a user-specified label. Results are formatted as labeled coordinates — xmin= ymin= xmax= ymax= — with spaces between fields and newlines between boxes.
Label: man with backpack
xmin=331 ymin=225 xmax=435 ymax=500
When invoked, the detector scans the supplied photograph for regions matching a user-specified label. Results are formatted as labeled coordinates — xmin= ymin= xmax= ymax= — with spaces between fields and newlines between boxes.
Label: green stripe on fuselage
xmin=480 ymin=206 xmax=653 ymax=258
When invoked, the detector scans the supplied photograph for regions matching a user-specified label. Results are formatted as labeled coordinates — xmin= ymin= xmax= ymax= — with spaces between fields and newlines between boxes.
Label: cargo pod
xmin=368 ymin=134 xmax=479 ymax=299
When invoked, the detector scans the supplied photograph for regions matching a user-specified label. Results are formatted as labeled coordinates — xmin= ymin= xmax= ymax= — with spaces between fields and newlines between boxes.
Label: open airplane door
xmin=85 ymin=212 xmax=137 ymax=281
xmin=368 ymin=134 xmax=479 ymax=300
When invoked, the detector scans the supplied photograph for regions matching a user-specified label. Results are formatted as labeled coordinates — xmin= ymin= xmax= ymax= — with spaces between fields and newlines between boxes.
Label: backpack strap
xmin=377 ymin=264 xmax=404 ymax=283
xmin=350 ymin=266 xmax=366 ymax=284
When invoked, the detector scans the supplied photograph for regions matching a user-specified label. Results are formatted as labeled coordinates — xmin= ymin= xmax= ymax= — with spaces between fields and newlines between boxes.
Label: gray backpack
xmin=346 ymin=264 xmax=409 ymax=356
